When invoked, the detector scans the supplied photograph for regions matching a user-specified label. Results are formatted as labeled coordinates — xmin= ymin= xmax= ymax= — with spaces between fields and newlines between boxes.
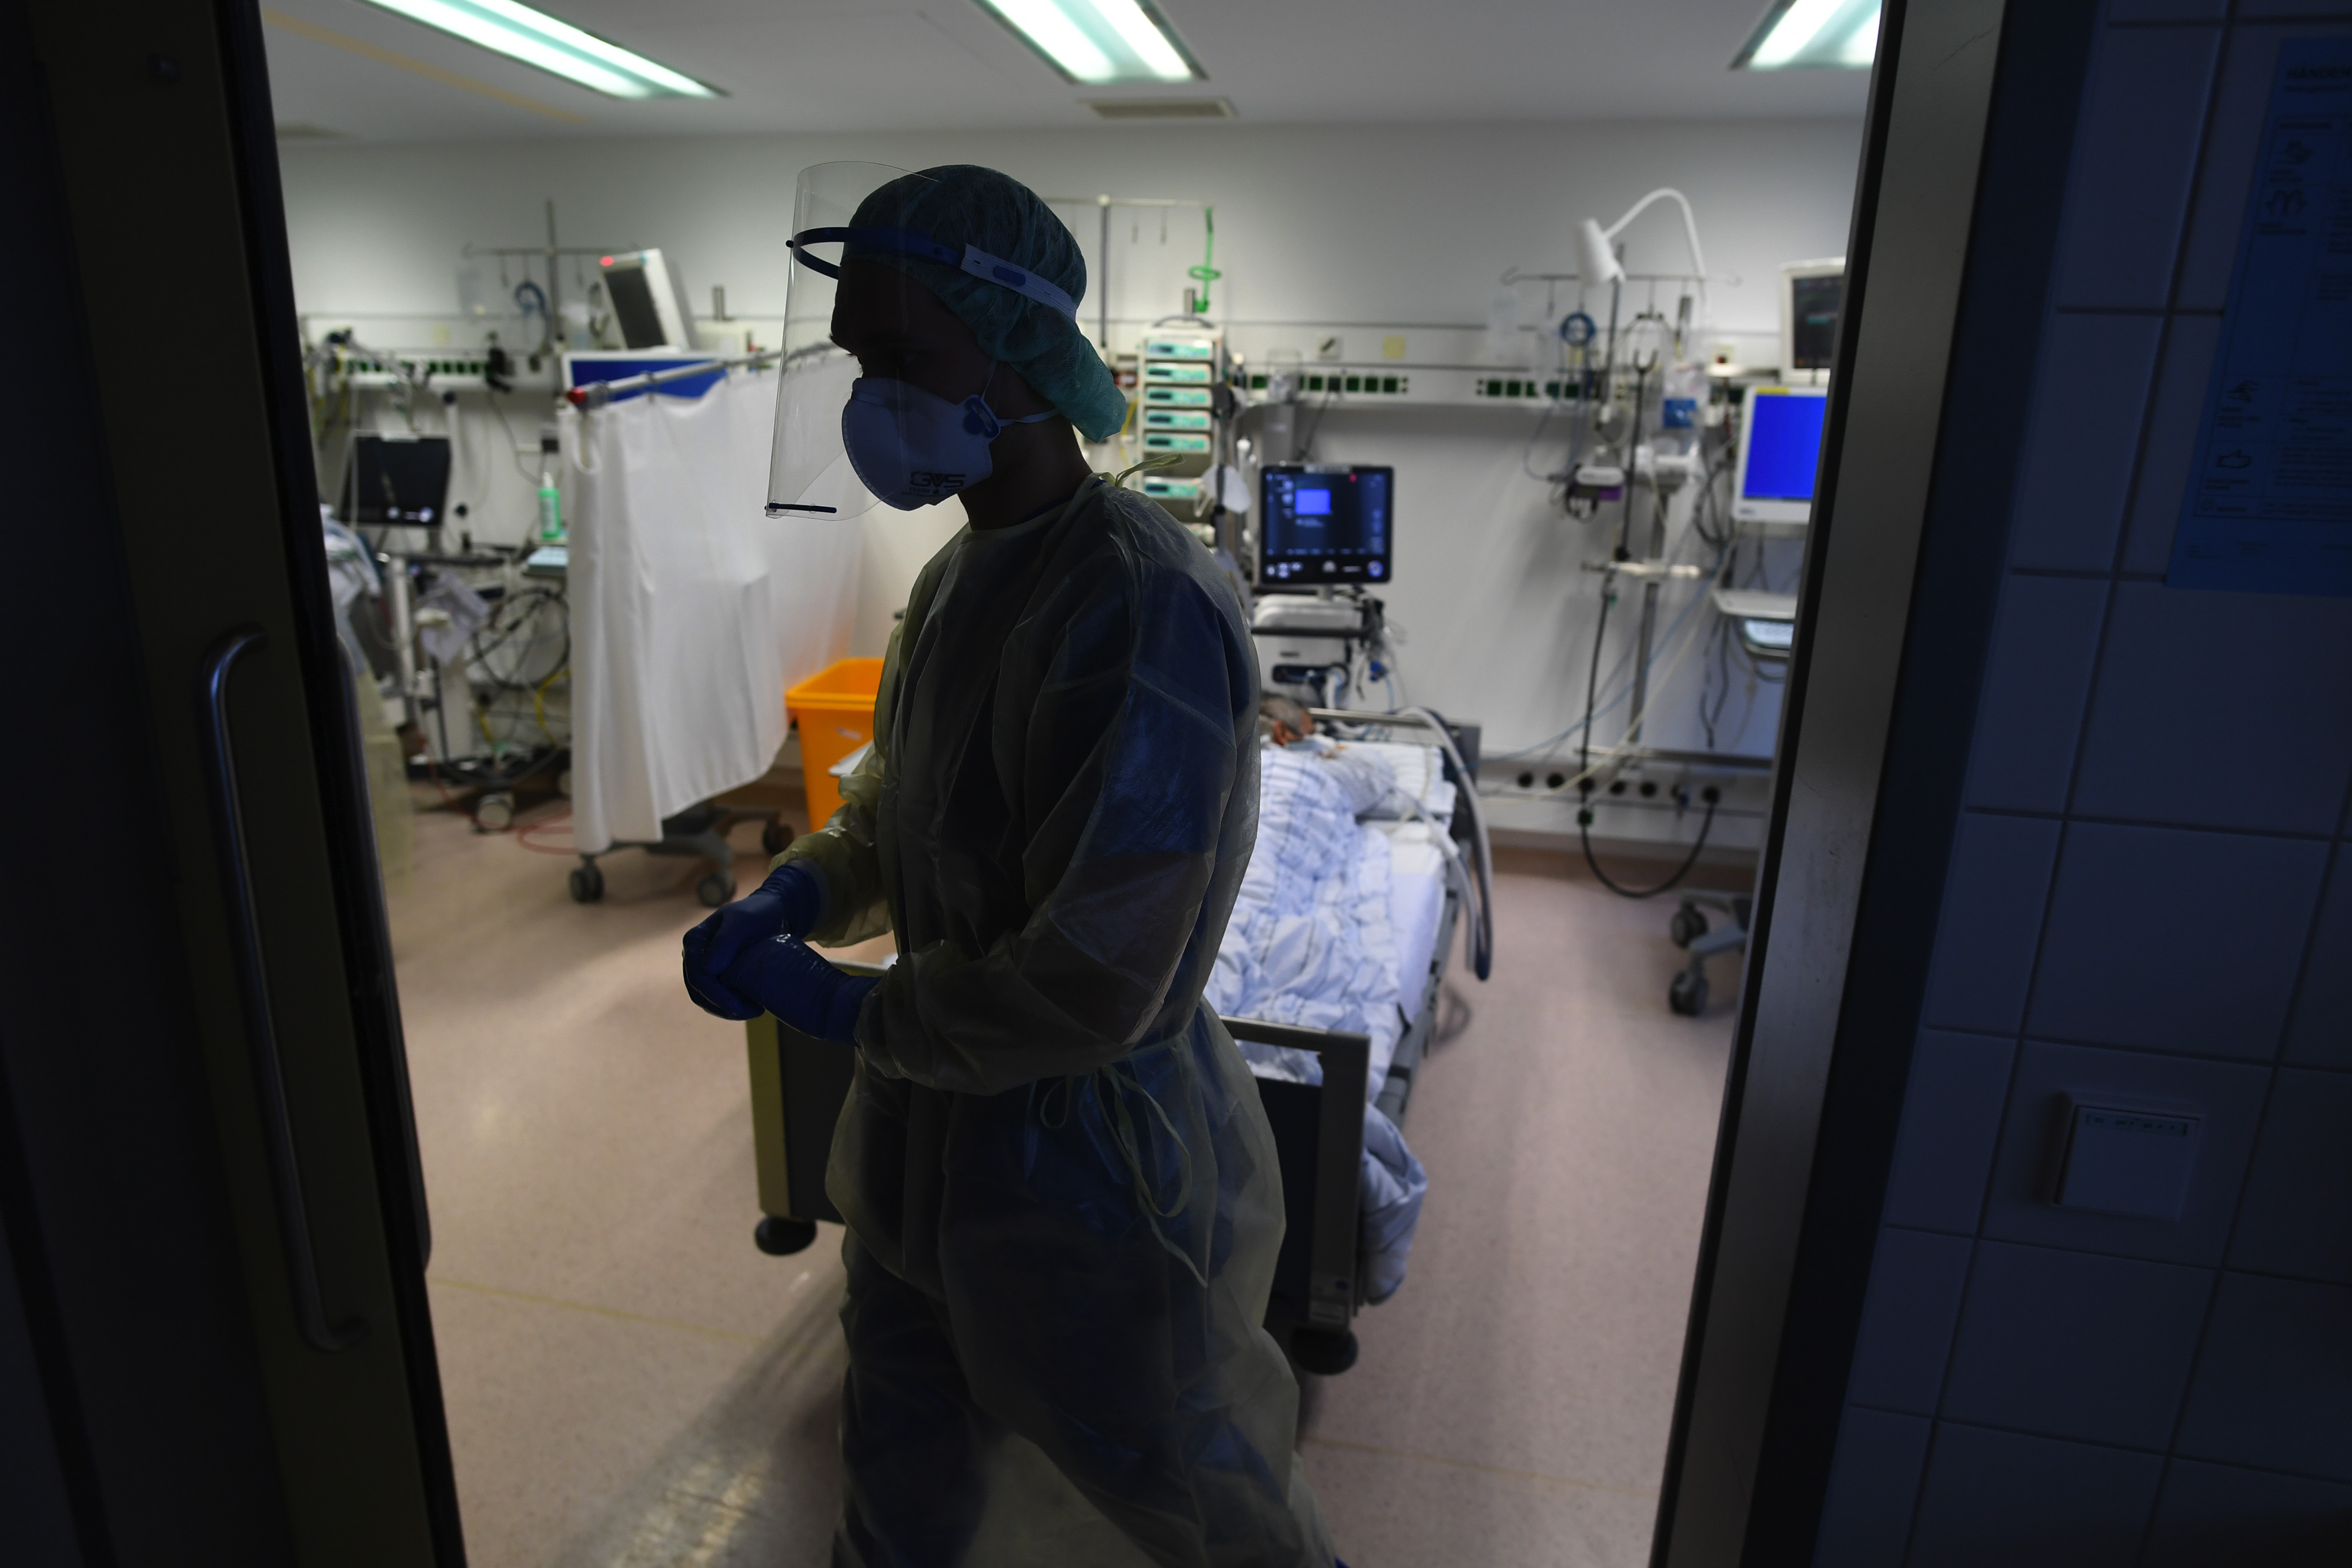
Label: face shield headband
xmin=786 ymin=226 xmax=1080 ymax=322
xmin=767 ymin=161 xmax=1097 ymax=523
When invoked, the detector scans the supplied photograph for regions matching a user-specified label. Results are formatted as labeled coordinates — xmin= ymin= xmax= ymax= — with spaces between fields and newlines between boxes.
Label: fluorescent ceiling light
xmin=974 ymin=0 xmax=1203 ymax=85
xmin=1732 ymin=0 xmax=1880 ymax=70
xmin=359 ymin=0 xmax=717 ymax=98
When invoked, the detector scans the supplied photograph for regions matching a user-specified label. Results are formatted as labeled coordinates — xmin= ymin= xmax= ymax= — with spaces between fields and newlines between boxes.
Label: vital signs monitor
xmin=1260 ymin=465 xmax=1394 ymax=584
xmin=1732 ymin=386 xmax=1829 ymax=527
xmin=338 ymin=433 xmax=453 ymax=529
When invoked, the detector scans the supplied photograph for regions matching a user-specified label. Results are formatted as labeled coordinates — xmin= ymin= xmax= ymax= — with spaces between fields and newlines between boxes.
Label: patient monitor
xmin=597 ymin=248 xmax=696 ymax=350
xmin=1259 ymin=465 xmax=1394 ymax=586
xmin=1731 ymin=386 xmax=1829 ymax=528
xmin=1251 ymin=465 xmax=1397 ymax=700
xmin=1780 ymin=257 xmax=1845 ymax=380
xmin=338 ymin=432 xmax=452 ymax=529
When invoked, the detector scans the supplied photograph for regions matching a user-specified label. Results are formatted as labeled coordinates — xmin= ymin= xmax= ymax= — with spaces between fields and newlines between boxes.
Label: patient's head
xmin=1260 ymin=694 xmax=1315 ymax=747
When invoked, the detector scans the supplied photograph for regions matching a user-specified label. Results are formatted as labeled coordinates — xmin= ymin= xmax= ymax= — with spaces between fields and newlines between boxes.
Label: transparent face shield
xmin=766 ymin=162 xmax=924 ymax=521
xmin=765 ymin=161 xmax=1085 ymax=520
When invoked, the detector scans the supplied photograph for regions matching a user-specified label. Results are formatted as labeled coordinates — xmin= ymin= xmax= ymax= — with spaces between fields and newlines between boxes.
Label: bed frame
xmin=741 ymin=711 xmax=1482 ymax=1376
xmin=741 ymin=861 xmax=1464 ymax=1376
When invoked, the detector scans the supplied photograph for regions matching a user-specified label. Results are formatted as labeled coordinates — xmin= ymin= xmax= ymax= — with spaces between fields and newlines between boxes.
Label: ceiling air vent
xmin=1085 ymin=98 xmax=1235 ymax=121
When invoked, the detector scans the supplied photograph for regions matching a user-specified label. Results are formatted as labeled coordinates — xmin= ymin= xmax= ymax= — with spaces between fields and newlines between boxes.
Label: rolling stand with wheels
xmin=1667 ymin=891 xmax=1750 ymax=1016
xmin=567 ymin=801 xmax=788 ymax=907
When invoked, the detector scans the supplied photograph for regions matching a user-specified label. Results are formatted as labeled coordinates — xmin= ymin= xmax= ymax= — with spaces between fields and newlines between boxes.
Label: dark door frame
xmin=1651 ymin=0 xmax=2110 ymax=1560
xmin=2 ymin=2 xmax=463 ymax=1561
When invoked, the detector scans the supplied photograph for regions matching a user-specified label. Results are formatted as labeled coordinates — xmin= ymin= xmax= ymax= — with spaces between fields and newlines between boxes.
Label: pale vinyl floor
xmin=389 ymin=800 xmax=1739 ymax=1568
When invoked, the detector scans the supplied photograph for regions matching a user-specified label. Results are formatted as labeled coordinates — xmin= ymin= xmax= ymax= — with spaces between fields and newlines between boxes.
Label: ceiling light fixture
xmin=1731 ymin=0 xmax=1881 ymax=71
xmin=1084 ymin=97 xmax=1235 ymax=121
xmin=358 ymin=0 xmax=717 ymax=98
xmin=973 ymin=0 xmax=1203 ymax=85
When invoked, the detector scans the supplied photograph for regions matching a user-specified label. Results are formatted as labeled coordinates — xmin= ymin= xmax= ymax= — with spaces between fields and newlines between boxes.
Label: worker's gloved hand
xmin=720 ymin=935 xmax=879 ymax=1045
xmin=680 ymin=861 xmax=827 ymax=1019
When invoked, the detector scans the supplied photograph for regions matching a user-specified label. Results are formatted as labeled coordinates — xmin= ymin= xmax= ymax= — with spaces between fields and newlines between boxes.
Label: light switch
xmin=2054 ymin=1097 xmax=2201 ymax=1220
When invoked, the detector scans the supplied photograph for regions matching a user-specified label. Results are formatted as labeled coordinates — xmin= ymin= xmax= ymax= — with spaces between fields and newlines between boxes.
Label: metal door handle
xmin=332 ymin=640 xmax=432 ymax=1272
xmin=200 ymin=628 xmax=368 ymax=1353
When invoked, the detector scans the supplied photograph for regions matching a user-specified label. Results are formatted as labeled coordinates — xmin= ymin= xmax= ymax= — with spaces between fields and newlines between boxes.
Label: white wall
xmin=282 ymin=117 xmax=1860 ymax=847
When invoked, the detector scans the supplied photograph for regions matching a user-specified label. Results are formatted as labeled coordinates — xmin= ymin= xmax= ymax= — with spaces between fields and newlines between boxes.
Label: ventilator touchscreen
xmin=1261 ymin=464 xmax=1393 ymax=584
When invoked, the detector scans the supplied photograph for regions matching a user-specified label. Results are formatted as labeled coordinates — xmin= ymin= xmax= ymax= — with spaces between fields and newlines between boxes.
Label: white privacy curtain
xmin=568 ymin=370 xmax=861 ymax=854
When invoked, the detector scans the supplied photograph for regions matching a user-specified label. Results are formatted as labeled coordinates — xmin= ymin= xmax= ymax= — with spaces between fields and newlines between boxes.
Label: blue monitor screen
xmin=1743 ymin=393 xmax=1829 ymax=503
xmin=1261 ymin=466 xmax=1392 ymax=584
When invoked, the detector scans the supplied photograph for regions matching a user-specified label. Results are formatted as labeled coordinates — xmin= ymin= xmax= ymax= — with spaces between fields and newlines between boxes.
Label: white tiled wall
xmin=1815 ymin=4 xmax=2352 ymax=1560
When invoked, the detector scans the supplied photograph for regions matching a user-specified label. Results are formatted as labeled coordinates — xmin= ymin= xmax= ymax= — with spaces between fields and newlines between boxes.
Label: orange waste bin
xmin=786 ymin=657 xmax=884 ymax=828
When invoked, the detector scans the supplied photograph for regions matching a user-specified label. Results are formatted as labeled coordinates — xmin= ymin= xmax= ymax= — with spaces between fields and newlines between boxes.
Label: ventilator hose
xmin=1404 ymin=706 xmax=1493 ymax=982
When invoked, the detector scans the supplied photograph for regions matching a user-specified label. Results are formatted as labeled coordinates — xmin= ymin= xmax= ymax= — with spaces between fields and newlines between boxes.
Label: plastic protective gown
xmin=783 ymin=477 xmax=1333 ymax=1568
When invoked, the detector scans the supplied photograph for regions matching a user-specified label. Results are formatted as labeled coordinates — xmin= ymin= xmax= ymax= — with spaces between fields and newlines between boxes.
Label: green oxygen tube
xmin=535 ymin=428 xmax=563 ymax=543
xmin=1187 ymin=206 xmax=1221 ymax=315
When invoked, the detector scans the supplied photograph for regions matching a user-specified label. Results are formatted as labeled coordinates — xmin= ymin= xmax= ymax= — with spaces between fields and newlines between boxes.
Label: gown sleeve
xmin=860 ymin=559 xmax=1252 ymax=1095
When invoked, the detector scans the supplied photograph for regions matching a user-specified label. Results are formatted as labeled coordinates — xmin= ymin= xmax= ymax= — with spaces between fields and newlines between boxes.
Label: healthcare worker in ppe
xmin=681 ymin=163 xmax=1337 ymax=1568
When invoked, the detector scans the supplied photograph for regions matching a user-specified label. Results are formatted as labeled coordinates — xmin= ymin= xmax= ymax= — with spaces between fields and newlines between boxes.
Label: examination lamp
xmin=358 ymin=0 xmax=718 ymax=98
xmin=1576 ymin=189 xmax=1709 ymax=292
xmin=972 ymin=0 xmax=1204 ymax=85
xmin=1732 ymin=0 xmax=1882 ymax=71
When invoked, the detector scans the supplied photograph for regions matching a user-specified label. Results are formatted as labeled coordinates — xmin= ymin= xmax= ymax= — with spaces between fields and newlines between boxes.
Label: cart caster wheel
xmin=1669 ymin=905 xmax=1709 ymax=948
xmin=568 ymin=863 xmax=604 ymax=903
xmin=475 ymin=792 xmax=514 ymax=832
xmin=1289 ymin=1327 xmax=1359 ymax=1376
xmin=761 ymin=821 xmax=788 ymax=854
xmin=696 ymin=871 xmax=733 ymax=908
xmin=754 ymin=1216 xmax=818 ymax=1256
xmin=1669 ymin=968 xmax=1708 ymax=1017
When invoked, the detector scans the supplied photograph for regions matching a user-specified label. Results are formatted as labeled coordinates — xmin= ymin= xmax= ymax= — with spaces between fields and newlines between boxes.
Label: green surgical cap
xmin=848 ymin=165 xmax=1128 ymax=443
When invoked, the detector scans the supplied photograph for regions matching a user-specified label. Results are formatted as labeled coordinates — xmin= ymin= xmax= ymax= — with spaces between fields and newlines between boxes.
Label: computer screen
xmin=1259 ymin=466 xmax=1392 ymax=585
xmin=1788 ymin=274 xmax=1843 ymax=371
xmin=1733 ymin=387 xmax=1829 ymax=525
xmin=339 ymin=434 xmax=452 ymax=529
xmin=606 ymin=266 xmax=668 ymax=349
xmin=597 ymin=249 xmax=691 ymax=350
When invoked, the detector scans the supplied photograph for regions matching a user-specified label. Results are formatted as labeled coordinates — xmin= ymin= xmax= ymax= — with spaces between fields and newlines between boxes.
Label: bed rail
xmin=1223 ymin=1018 xmax=1369 ymax=1344
xmin=1311 ymin=706 xmax=1494 ymax=982
xmin=743 ymin=984 xmax=1380 ymax=1368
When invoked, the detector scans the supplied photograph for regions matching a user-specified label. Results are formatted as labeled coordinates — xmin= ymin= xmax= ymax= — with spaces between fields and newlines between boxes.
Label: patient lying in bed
xmin=1208 ymin=696 xmax=1432 ymax=1303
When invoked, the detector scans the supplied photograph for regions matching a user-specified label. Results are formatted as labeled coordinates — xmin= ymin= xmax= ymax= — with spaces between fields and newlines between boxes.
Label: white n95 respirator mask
xmin=840 ymin=370 xmax=1053 ymax=511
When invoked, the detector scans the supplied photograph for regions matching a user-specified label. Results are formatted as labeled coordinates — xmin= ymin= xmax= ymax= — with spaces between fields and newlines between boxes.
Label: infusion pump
xmin=1133 ymin=329 xmax=1225 ymax=509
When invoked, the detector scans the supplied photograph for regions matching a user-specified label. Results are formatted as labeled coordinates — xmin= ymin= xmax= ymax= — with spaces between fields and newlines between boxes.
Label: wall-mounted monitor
xmin=1259 ymin=465 xmax=1392 ymax=586
xmin=599 ymin=248 xmax=695 ymax=350
xmin=338 ymin=432 xmax=452 ymax=529
xmin=1732 ymin=386 xmax=1829 ymax=527
xmin=1780 ymin=257 xmax=1845 ymax=379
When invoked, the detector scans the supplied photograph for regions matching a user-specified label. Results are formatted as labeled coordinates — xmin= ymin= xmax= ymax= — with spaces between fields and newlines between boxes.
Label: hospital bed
xmin=739 ymin=708 xmax=1492 ymax=1376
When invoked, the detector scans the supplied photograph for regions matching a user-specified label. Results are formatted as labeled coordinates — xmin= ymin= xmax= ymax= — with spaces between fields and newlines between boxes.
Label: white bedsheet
xmin=1345 ymin=740 xmax=1457 ymax=823
xmin=1210 ymin=742 xmax=1448 ymax=1305
xmin=1208 ymin=748 xmax=1404 ymax=1091
xmin=1375 ymin=821 xmax=1450 ymax=1025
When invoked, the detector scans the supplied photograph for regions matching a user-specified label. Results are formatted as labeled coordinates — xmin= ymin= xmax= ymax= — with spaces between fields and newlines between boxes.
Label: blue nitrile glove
xmin=681 ymin=861 xmax=827 ymax=1019
xmin=719 ymin=935 xmax=880 ymax=1045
